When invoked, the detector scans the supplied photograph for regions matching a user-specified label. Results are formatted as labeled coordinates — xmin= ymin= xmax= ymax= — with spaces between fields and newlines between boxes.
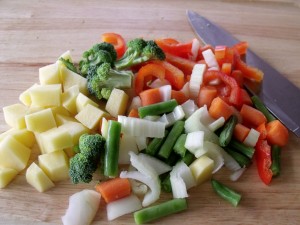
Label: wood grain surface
xmin=0 ymin=1 xmax=300 ymax=225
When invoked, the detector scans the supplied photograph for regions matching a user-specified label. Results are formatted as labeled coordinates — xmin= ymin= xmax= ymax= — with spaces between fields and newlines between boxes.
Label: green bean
xmin=145 ymin=130 xmax=169 ymax=156
xmin=271 ymin=145 xmax=281 ymax=176
xmin=225 ymin=147 xmax=251 ymax=168
xmin=219 ymin=115 xmax=238 ymax=147
xmin=138 ymin=99 xmax=178 ymax=118
xmin=173 ymin=133 xmax=187 ymax=157
xmin=251 ymin=95 xmax=276 ymax=122
xmin=104 ymin=120 xmax=121 ymax=178
xmin=134 ymin=198 xmax=187 ymax=224
xmin=229 ymin=139 xmax=255 ymax=159
xmin=158 ymin=120 xmax=185 ymax=159
xmin=181 ymin=151 xmax=195 ymax=166
xmin=211 ymin=179 xmax=241 ymax=207
xmin=161 ymin=174 xmax=172 ymax=193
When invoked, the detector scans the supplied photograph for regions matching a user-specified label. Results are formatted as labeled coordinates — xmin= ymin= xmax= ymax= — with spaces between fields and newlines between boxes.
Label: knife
xmin=187 ymin=10 xmax=300 ymax=137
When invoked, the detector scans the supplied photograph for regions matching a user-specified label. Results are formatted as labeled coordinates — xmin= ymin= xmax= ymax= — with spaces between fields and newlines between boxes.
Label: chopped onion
xmin=172 ymin=161 xmax=196 ymax=190
xmin=181 ymin=99 xmax=198 ymax=119
xmin=135 ymin=136 xmax=148 ymax=151
xmin=129 ymin=179 xmax=148 ymax=196
xmin=243 ymin=128 xmax=260 ymax=147
xmin=198 ymin=105 xmax=215 ymax=126
xmin=119 ymin=135 xmax=139 ymax=164
xmin=203 ymin=141 xmax=224 ymax=174
xmin=218 ymin=147 xmax=241 ymax=172
xmin=180 ymin=81 xmax=190 ymax=97
xmin=120 ymin=170 xmax=160 ymax=207
xmin=185 ymin=131 xmax=204 ymax=152
xmin=107 ymin=194 xmax=142 ymax=221
xmin=129 ymin=151 xmax=157 ymax=177
xmin=100 ymin=117 xmax=108 ymax=139
xmin=118 ymin=116 xmax=166 ymax=138
xmin=128 ymin=96 xmax=142 ymax=112
xmin=149 ymin=78 xmax=170 ymax=88
xmin=157 ymin=114 xmax=170 ymax=126
xmin=143 ymin=115 xmax=160 ymax=121
xmin=202 ymin=49 xmax=219 ymax=70
xmin=230 ymin=167 xmax=246 ymax=181
xmin=62 ymin=189 xmax=101 ymax=225
xmin=208 ymin=117 xmax=225 ymax=132
xmin=165 ymin=105 xmax=185 ymax=127
xmin=159 ymin=85 xmax=172 ymax=102
xmin=190 ymin=38 xmax=201 ymax=61
xmin=189 ymin=64 xmax=206 ymax=99
xmin=138 ymin=153 xmax=172 ymax=175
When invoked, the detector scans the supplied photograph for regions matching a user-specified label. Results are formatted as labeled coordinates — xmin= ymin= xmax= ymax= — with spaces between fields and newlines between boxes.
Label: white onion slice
xmin=189 ymin=64 xmax=206 ymax=99
xmin=138 ymin=153 xmax=172 ymax=175
xmin=149 ymin=78 xmax=170 ymax=88
xmin=181 ymin=99 xmax=198 ymax=119
xmin=230 ymin=167 xmax=247 ymax=181
xmin=190 ymin=38 xmax=201 ymax=61
xmin=159 ymin=85 xmax=172 ymax=102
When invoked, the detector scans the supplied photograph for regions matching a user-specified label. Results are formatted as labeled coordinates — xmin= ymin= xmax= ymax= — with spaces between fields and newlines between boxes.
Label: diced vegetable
xmin=184 ymin=131 xmax=205 ymax=158
xmin=189 ymin=155 xmax=214 ymax=185
xmin=209 ymin=97 xmax=234 ymax=121
xmin=229 ymin=140 xmax=255 ymax=159
xmin=138 ymin=99 xmax=178 ymax=118
xmin=243 ymin=128 xmax=260 ymax=147
xmin=139 ymin=88 xmax=162 ymax=106
xmin=270 ymin=145 xmax=281 ymax=176
xmin=173 ymin=134 xmax=188 ymax=157
xmin=255 ymin=139 xmax=272 ymax=185
xmin=219 ymin=115 xmax=238 ymax=147
xmin=240 ymin=104 xmax=267 ymax=127
xmin=266 ymin=120 xmax=289 ymax=147
xmin=251 ymin=95 xmax=276 ymax=122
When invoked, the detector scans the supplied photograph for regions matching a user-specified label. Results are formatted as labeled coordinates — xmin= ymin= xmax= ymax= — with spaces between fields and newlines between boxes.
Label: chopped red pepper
xmin=155 ymin=38 xmax=193 ymax=59
xmin=101 ymin=33 xmax=126 ymax=59
xmin=165 ymin=53 xmax=196 ymax=76
xmin=255 ymin=139 xmax=273 ymax=185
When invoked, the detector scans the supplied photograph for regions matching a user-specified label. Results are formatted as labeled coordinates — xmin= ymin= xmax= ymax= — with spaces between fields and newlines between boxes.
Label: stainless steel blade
xmin=187 ymin=10 xmax=300 ymax=137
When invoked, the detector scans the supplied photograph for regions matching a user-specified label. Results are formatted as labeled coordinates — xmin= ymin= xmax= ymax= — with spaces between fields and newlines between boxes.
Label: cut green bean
xmin=229 ymin=139 xmax=255 ymax=159
xmin=181 ymin=151 xmax=195 ymax=166
xmin=173 ymin=133 xmax=187 ymax=157
xmin=104 ymin=120 xmax=121 ymax=178
xmin=145 ymin=130 xmax=169 ymax=156
xmin=211 ymin=179 xmax=241 ymax=207
xmin=164 ymin=151 xmax=180 ymax=166
xmin=225 ymin=147 xmax=251 ymax=168
xmin=158 ymin=120 xmax=185 ymax=159
xmin=219 ymin=115 xmax=238 ymax=147
xmin=138 ymin=99 xmax=178 ymax=118
xmin=271 ymin=145 xmax=281 ymax=176
xmin=251 ymin=95 xmax=276 ymax=122
xmin=161 ymin=174 xmax=172 ymax=193
xmin=134 ymin=198 xmax=187 ymax=224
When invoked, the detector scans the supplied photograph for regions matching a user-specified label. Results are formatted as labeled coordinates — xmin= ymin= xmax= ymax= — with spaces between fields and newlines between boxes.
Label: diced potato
xmin=26 ymin=106 xmax=45 ymax=114
xmin=26 ymin=162 xmax=55 ymax=192
xmin=55 ymin=114 xmax=77 ymax=126
xmin=57 ymin=50 xmax=73 ymax=64
xmin=19 ymin=83 xmax=39 ymax=106
xmin=34 ymin=132 xmax=46 ymax=154
xmin=62 ymin=85 xmax=80 ymax=115
xmin=0 ymin=136 xmax=31 ymax=172
xmin=39 ymin=63 xmax=61 ymax=85
xmin=105 ymin=88 xmax=129 ymax=117
xmin=59 ymin=121 xmax=89 ymax=145
xmin=76 ymin=93 xmax=98 ymax=113
xmin=51 ymin=106 xmax=71 ymax=117
xmin=3 ymin=103 xmax=28 ymax=129
xmin=60 ymin=66 xmax=88 ymax=95
xmin=0 ymin=167 xmax=18 ymax=188
xmin=0 ymin=128 xmax=35 ymax=148
xmin=25 ymin=108 xmax=57 ymax=133
xmin=189 ymin=155 xmax=214 ymax=185
xmin=38 ymin=150 xmax=69 ymax=182
xmin=40 ymin=127 xmax=73 ymax=153
xmin=29 ymin=84 xmax=62 ymax=107
xmin=75 ymin=104 xmax=105 ymax=130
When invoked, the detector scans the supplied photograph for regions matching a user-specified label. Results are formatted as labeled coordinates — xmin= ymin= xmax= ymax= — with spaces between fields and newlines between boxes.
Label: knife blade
xmin=187 ymin=10 xmax=300 ymax=137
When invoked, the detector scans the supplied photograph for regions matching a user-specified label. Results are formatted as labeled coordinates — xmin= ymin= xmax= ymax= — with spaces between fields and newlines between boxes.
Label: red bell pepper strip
xmin=155 ymin=38 xmax=193 ymax=59
xmin=101 ymin=32 xmax=126 ymax=59
xmin=255 ymin=139 xmax=273 ymax=185
xmin=135 ymin=63 xmax=165 ymax=95
xmin=165 ymin=53 xmax=196 ymax=76
xmin=232 ymin=41 xmax=248 ymax=55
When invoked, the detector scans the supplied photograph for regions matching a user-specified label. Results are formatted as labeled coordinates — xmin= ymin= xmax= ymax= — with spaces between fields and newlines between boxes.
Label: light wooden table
xmin=0 ymin=1 xmax=300 ymax=224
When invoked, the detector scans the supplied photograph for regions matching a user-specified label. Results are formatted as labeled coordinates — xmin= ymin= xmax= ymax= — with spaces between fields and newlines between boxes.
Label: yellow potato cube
xmin=0 ymin=136 xmax=31 ymax=172
xmin=25 ymin=108 xmax=57 ymax=133
xmin=34 ymin=132 xmax=46 ymax=154
xmin=19 ymin=83 xmax=39 ymax=106
xmin=0 ymin=167 xmax=18 ymax=188
xmin=38 ymin=150 xmax=69 ymax=182
xmin=26 ymin=162 xmax=55 ymax=192
xmin=3 ymin=103 xmax=28 ymax=129
xmin=59 ymin=121 xmax=89 ymax=145
xmin=75 ymin=104 xmax=105 ymax=130
xmin=39 ymin=63 xmax=61 ymax=85
xmin=29 ymin=84 xmax=62 ymax=107
xmin=105 ymin=88 xmax=129 ymax=117
xmin=189 ymin=155 xmax=214 ymax=185
xmin=60 ymin=66 xmax=88 ymax=95
xmin=51 ymin=106 xmax=71 ymax=117
xmin=76 ymin=93 xmax=98 ymax=113
xmin=55 ymin=114 xmax=77 ymax=126
xmin=0 ymin=128 xmax=35 ymax=148
xmin=40 ymin=127 xmax=73 ymax=153
xmin=62 ymin=85 xmax=80 ymax=115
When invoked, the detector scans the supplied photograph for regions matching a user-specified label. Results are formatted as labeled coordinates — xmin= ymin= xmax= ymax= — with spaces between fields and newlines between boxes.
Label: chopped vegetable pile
xmin=0 ymin=32 xmax=290 ymax=224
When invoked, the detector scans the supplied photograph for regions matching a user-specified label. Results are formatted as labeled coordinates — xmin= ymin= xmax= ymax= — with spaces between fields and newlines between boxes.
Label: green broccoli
xmin=114 ymin=38 xmax=166 ymax=70
xmin=87 ymin=62 xmax=133 ymax=100
xmin=69 ymin=133 xmax=106 ymax=184
xmin=79 ymin=42 xmax=117 ymax=77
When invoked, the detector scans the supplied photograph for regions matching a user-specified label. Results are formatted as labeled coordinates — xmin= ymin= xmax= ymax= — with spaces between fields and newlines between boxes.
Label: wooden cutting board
xmin=0 ymin=1 xmax=300 ymax=224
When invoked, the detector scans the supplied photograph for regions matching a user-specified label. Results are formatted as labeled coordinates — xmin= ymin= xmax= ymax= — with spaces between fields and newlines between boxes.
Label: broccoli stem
xmin=251 ymin=95 xmax=276 ymax=122
xmin=229 ymin=139 xmax=255 ymax=159
xmin=219 ymin=115 xmax=238 ymax=147
xmin=138 ymin=99 xmax=178 ymax=118
xmin=134 ymin=198 xmax=187 ymax=224
xmin=145 ymin=130 xmax=169 ymax=156
xmin=104 ymin=120 xmax=122 ymax=178
xmin=211 ymin=179 xmax=241 ymax=207
xmin=270 ymin=145 xmax=281 ymax=176
xmin=158 ymin=121 xmax=185 ymax=159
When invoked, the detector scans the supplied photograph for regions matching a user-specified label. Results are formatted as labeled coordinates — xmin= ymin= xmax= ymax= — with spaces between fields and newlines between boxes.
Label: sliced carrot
xmin=233 ymin=123 xmax=250 ymax=142
xmin=221 ymin=63 xmax=232 ymax=76
xmin=171 ymin=90 xmax=189 ymax=105
xmin=256 ymin=122 xmax=267 ymax=140
xmin=240 ymin=104 xmax=267 ymax=127
xmin=208 ymin=97 xmax=234 ymax=121
xmin=95 ymin=178 xmax=131 ymax=204
xmin=153 ymin=60 xmax=185 ymax=90
xmin=197 ymin=86 xmax=218 ymax=108
xmin=139 ymin=88 xmax=162 ymax=106
xmin=232 ymin=41 xmax=248 ymax=55
xmin=240 ymin=88 xmax=253 ymax=106
xmin=214 ymin=45 xmax=227 ymax=61
xmin=165 ymin=52 xmax=196 ymax=76
xmin=128 ymin=108 xmax=139 ymax=118
xmin=266 ymin=120 xmax=289 ymax=147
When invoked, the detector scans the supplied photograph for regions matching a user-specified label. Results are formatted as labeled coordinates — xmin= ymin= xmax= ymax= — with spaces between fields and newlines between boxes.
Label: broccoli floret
xmin=69 ymin=133 xmax=106 ymax=184
xmin=59 ymin=57 xmax=78 ymax=74
xmin=79 ymin=42 xmax=117 ymax=77
xmin=87 ymin=62 xmax=133 ymax=100
xmin=114 ymin=38 xmax=165 ymax=70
